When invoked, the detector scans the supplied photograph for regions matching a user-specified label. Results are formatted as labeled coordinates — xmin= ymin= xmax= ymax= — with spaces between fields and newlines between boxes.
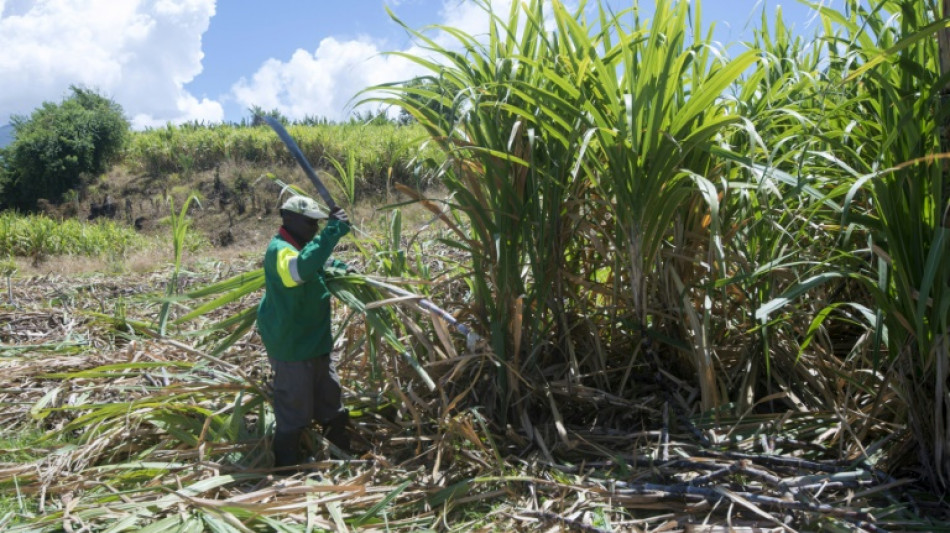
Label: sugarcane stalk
xmin=940 ymin=0 xmax=950 ymax=85
xmin=362 ymin=277 xmax=482 ymax=349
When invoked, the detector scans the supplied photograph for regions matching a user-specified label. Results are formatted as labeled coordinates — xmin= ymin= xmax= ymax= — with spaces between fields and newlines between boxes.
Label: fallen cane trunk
xmin=362 ymin=277 xmax=482 ymax=350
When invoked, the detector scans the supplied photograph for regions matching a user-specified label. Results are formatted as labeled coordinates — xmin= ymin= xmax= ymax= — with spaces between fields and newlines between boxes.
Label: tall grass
xmin=708 ymin=4 xmax=855 ymax=415
xmin=0 ymin=211 xmax=141 ymax=259
xmin=368 ymin=0 xmax=756 ymax=420
xmin=367 ymin=0 xmax=950 ymax=490
xmin=743 ymin=0 xmax=950 ymax=488
xmin=580 ymin=1 xmax=758 ymax=412
xmin=371 ymin=0 xmax=589 ymax=419
xmin=821 ymin=0 xmax=950 ymax=488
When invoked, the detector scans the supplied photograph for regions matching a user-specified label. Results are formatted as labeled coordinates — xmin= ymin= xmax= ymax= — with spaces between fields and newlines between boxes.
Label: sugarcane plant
xmin=828 ymin=0 xmax=949 ymax=488
xmin=0 ymin=255 xmax=16 ymax=306
xmin=363 ymin=0 xmax=950 ymax=492
xmin=366 ymin=0 xmax=761 ymax=423
xmin=156 ymin=194 xmax=200 ymax=336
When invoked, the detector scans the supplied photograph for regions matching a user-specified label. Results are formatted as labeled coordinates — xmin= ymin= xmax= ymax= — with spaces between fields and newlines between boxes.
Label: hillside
xmin=43 ymin=122 xmax=437 ymax=266
xmin=0 ymin=121 xmax=438 ymax=281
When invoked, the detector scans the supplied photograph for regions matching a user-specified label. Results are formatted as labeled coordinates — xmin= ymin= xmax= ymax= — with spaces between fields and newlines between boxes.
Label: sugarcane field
xmin=1 ymin=0 xmax=950 ymax=531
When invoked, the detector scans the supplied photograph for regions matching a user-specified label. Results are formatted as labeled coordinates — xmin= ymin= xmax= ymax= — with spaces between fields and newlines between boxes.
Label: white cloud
xmin=0 ymin=0 xmax=564 ymax=128
xmin=230 ymin=0 xmax=528 ymax=122
xmin=231 ymin=36 xmax=426 ymax=122
xmin=0 ymin=0 xmax=221 ymax=128
xmin=437 ymin=0 xmax=514 ymax=43
xmin=434 ymin=0 xmax=575 ymax=50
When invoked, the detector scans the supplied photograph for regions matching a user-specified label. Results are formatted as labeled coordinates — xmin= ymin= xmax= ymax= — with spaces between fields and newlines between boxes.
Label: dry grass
xmin=8 ymin=240 xmax=267 ymax=279
xmin=1 ymin=260 xmax=948 ymax=531
xmin=1 ymin=177 xmax=944 ymax=528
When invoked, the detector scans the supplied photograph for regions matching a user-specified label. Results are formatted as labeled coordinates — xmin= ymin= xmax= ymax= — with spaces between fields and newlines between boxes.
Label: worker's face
xmin=282 ymin=212 xmax=320 ymax=244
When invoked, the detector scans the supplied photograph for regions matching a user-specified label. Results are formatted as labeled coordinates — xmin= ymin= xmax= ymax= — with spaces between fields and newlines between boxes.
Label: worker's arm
xmin=293 ymin=219 xmax=350 ymax=281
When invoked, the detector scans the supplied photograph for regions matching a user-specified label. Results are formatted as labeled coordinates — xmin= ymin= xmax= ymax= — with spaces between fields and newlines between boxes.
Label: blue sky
xmin=0 ymin=1 xmax=831 ymax=129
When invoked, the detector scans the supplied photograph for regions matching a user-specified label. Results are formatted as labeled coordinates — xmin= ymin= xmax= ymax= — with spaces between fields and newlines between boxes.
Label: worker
xmin=256 ymin=195 xmax=354 ymax=469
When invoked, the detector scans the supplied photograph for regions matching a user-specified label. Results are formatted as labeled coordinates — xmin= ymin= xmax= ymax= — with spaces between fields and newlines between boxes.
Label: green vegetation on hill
xmin=0 ymin=211 xmax=185 ymax=262
xmin=0 ymin=97 xmax=440 ymax=217
xmin=123 ymin=120 xmax=441 ymax=194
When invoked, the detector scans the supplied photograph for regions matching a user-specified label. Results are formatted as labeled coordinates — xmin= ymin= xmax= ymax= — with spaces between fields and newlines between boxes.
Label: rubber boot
xmin=272 ymin=430 xmax=302 ymax=470
xmin=324 ymin=412 xmax=351 ymax=455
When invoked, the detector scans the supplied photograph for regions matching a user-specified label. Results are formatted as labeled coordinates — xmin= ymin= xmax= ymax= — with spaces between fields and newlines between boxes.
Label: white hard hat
xmin=280 ymin=196 xmax=328 ymax=220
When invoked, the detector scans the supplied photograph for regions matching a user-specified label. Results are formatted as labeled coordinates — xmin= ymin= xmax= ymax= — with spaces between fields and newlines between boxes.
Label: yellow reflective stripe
xmin=276 ymin=247 xmax=302 ymax=287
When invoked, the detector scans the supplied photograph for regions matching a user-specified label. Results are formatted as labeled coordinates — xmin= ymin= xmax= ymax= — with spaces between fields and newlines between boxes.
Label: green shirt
xmin=257 ymin=219 xmax=350 ymax=361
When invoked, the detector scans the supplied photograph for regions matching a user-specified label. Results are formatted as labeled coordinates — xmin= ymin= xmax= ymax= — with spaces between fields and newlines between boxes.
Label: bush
xmin=1 ymin=86 xmax=129 ymax=210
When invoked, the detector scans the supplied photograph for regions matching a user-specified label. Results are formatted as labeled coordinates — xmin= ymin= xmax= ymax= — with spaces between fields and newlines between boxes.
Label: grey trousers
xmin=269 ymin=355 xmax=345 ymax=433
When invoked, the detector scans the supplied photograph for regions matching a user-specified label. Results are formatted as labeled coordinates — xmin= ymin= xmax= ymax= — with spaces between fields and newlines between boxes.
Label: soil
xmin=22 ymin=161 xmax=432 ymax=277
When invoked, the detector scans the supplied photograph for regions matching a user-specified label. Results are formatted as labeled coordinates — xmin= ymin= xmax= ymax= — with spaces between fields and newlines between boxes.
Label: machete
xmin=260 ymin=115 xmax=337 ymax=210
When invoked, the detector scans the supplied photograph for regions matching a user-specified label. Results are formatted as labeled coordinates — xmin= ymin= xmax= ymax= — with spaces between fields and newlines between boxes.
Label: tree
xmin=0 ymin=86 xmax=129 ymax=210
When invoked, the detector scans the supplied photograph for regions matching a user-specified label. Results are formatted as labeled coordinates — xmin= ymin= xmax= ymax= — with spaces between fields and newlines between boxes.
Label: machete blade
xmin=260 ymin=115 xmax=337 ymax=210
